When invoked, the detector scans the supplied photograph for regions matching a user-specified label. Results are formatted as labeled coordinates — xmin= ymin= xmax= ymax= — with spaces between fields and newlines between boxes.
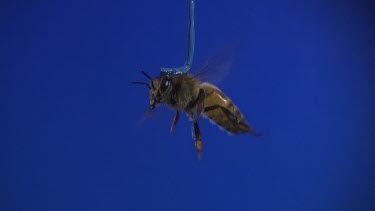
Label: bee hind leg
xmin=192 ymin=119 xmax=203 ymax=160
xmin=170 ymin=111 xmax=180 ymax=136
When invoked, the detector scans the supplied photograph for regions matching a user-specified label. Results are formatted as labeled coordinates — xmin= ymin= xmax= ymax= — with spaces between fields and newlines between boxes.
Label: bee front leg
xmin=192 ymin=119 xmax=203 ymax=160
xmin=170 ymin=111 xmax=180 ymax=135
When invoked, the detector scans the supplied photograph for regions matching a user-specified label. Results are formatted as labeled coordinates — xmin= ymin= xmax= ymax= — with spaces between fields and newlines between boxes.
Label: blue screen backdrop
xmin=1 ymin=0 xmax=374 ymax=210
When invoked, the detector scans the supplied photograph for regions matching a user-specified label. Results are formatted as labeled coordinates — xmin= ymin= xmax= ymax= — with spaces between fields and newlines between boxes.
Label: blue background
xmin=1 ymin=0 xmax=374 ymax=210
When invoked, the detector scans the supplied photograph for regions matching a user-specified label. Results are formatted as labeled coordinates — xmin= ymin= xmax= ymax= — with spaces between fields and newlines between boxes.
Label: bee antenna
xmin=140 ymin=71 xmax=155 ymax=89
xmin=140 ymin=71 xmax=152 ymax=80
xmin=131 ymin=81 xmax=151 ymax=90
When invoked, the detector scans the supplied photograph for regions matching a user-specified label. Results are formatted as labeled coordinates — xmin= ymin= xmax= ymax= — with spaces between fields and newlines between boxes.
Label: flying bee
xmin=132 ymin=69 xmax=262 ymax=159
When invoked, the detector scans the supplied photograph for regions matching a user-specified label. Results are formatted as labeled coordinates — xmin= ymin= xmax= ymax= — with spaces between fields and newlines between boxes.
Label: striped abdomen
xmin=200 ymin=83 xmax=260 ymax=136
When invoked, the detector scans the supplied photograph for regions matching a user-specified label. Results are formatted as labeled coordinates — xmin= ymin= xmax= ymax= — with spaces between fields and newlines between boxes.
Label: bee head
xmin=149 ymin=75 xmax=172 ymax=109
xmin=131 ymin=71 xmax=172 ymax=110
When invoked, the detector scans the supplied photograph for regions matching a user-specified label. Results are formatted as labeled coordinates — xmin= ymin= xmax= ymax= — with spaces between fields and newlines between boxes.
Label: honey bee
xmin=132 ymin=70 xmax=262 ymax=159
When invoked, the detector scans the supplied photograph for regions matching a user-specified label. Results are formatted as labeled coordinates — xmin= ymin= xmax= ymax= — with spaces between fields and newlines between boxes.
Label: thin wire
xmin=160 ymin=0 xmax=195 ymax=76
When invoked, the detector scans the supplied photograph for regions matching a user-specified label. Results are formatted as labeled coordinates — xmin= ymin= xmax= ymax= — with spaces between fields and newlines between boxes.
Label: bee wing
xmin=193 ymin=44 xmax=237 ymax=84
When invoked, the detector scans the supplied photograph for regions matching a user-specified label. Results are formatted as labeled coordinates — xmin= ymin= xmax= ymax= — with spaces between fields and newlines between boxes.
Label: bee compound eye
xmin=162 ymin=80 xmax=170 ymax=91
xmin=160 ymin=78 xmax=171 ymax=92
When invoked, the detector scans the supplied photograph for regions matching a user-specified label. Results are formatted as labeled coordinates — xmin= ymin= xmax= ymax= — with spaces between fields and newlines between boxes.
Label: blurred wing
xmin=193 ymin=44 xmax=237 ymax=84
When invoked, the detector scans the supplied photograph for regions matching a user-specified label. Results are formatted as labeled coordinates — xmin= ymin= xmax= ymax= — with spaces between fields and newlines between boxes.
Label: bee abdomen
xmin=201 ymin=83 xmax=259 ymax=135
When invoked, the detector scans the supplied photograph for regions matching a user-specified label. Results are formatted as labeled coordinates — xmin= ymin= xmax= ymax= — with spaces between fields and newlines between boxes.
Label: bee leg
xmin=170 ymin=111 xmax=180 ymax=135
xmin=192 ymin=119 xmax=203 ymax=160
